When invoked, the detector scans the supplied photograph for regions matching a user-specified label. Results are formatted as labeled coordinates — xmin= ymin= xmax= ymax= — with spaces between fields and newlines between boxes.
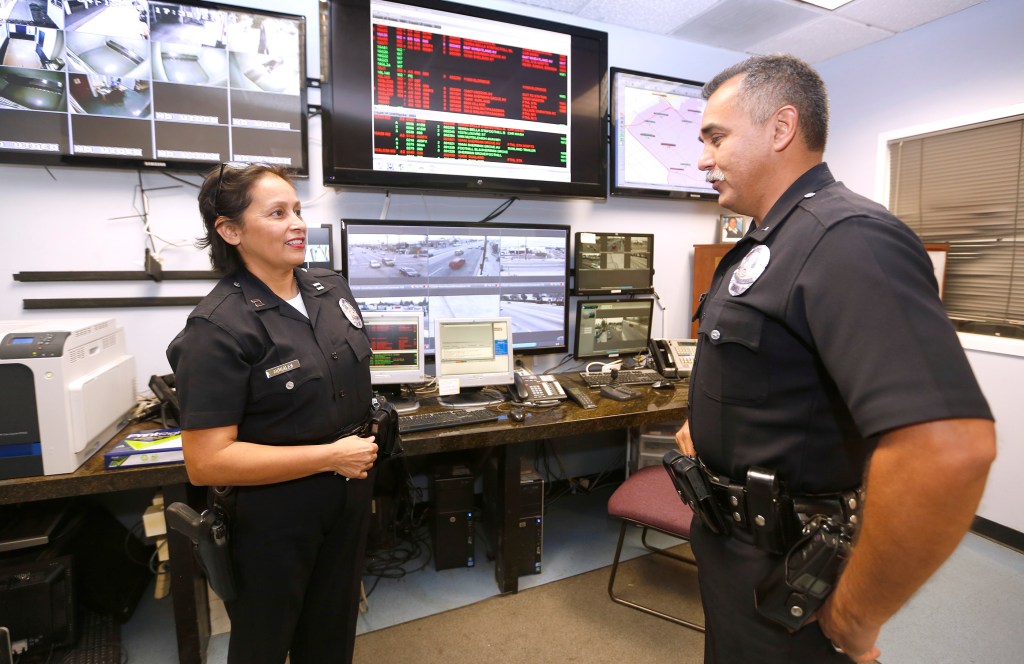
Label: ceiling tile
xmin=836 ymin=0 xmax=986 ymax=33
xmin=577 ymin=0 xmax=720 ymax=35
xmin=748 ymin=15 xmax=892 ymax=63
xmin=671 ymin=0 xmax=821 ymax=50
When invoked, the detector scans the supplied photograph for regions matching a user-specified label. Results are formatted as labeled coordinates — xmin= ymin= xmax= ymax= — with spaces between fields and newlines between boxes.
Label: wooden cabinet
xmin=691 ymin=243 xmax=734 ymax=338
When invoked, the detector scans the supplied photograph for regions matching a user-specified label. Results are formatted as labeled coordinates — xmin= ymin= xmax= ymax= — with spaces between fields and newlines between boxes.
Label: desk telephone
xmin=649 ymin=338 xmax=697 ymax=379
xmin=513 ymin=370 xmax=566 ymax=403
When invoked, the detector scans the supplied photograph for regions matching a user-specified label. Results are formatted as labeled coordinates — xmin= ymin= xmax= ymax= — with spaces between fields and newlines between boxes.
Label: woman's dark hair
xmin=703 ymin=54 xmax=829 ymax=153
xmin=195 ymin=163 xmax=295 ymax=275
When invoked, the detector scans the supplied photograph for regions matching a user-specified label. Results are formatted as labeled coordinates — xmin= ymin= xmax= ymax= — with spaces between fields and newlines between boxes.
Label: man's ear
xmin=215 ymin=217 xmax=241 ymax=246
xmin=772 ymin=105 xmax=799 ymax=152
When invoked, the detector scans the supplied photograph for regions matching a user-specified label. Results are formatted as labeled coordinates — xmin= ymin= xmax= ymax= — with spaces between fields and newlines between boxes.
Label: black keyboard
xmin=398 ymin=408 xmax=502 ymax=434
xmin=579 ymin=368 xmax=664 ymax=388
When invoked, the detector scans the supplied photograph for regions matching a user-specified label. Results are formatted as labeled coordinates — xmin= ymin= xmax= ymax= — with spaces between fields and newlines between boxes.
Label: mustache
xmin=706 ymin=169 xmax=725 ymax=183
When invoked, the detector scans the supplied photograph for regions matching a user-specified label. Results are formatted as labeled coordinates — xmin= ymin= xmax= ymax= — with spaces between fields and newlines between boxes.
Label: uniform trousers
xmin=691 ymin=519 xmax=851 ymax=664
xmin=223 ymin=469 xmax=376 ymax=664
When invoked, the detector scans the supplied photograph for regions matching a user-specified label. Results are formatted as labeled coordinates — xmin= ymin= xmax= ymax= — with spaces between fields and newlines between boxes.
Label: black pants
xmin=690 ymin=519 xmax=851 ymax=664
xmin=223 ymin=470 xmax=376 ymax=664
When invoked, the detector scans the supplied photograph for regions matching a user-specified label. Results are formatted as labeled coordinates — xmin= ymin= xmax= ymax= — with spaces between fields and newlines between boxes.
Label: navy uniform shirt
xmin=167 ymin=267 xmax=373 ymax=446
xmin=689 ymin=163 xmax=991 ymax=494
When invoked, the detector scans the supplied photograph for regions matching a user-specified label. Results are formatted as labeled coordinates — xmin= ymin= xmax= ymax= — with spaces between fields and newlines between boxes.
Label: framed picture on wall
xmin=719 ymin=215 xmax=745 ymax=242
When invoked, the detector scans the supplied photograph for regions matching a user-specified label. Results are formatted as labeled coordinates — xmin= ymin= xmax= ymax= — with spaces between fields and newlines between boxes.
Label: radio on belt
xmin=0 ymin=318 xmax=136 ymax=479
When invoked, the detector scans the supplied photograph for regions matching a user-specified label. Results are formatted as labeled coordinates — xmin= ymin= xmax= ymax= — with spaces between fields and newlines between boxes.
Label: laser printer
xmin=0 ymin=318 xmax=136 ymax=479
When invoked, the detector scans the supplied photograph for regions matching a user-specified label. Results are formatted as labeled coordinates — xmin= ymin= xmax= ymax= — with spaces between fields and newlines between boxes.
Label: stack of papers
xmin=104 ymin=428 xmax=183 ymax=469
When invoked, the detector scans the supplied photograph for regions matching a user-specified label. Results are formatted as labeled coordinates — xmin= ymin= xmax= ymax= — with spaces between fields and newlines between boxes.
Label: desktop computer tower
xmin=430 ymin=464 xmax=475 ymax=570
xmin=482 ymin=459 xmax=544 ymax=576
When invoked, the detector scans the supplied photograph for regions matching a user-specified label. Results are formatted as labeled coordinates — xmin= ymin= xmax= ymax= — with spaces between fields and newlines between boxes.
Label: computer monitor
xmin=434 ymin=317 xmax=514 ymax=408
xmin=363 ymin=310 xmax=425 ymax=413
xmin=574 ymin=299 xmax=655 ymax=360
xmin=573 ymin=232 xmax=655 ymax=295
xmin=304 ymin=225 xmax=334 ymax=270
xmin=609 ymin=68 xmax=716 ymax=200
xmin=341 ymin=219 xmax=570 ymax=355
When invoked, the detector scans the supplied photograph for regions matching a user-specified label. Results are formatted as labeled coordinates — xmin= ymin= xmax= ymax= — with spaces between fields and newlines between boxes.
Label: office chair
xmin=606 ymin=464 xmax=704 ymax=632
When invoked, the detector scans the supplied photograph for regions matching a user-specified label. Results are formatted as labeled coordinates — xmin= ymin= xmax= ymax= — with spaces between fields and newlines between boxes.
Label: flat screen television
xmin=341 ymin=219 xmax=570 ymax=355
xmin=0 ymin=1 xmax=308 ymax=173
xmin=574 ymin=231 xmax=654 ymax=295
xmin=321 ymin=0 xmax=608 ymax=199
xmin=609 ymin=67 xmax=716 ymax=200
xmin=574 ymin=298 xmax=654 ymax=360
xmin=434 ymin=316 xmax=513 ymax=407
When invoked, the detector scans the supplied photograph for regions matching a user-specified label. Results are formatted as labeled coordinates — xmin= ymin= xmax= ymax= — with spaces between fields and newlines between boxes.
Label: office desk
xmin=0 ymin=377 xmax=687 ymax=664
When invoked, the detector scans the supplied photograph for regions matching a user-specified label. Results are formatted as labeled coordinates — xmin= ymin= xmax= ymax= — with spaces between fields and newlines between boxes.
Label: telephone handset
xmin=513 ymin=370 xmax=567 ymax=403
xmin=649 ymin=338 xmax=697 ymax=379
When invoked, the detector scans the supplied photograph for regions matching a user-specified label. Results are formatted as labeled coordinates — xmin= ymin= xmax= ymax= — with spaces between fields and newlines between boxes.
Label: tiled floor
xmin=121 ymin=483 xmax=1024 ymax=663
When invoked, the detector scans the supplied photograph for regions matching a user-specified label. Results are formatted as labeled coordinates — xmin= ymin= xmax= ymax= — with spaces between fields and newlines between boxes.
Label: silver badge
xmin=339 ymin=298 xmax=363 ymax=328
xmin=729 ymin=245 xmax=770 ymax=296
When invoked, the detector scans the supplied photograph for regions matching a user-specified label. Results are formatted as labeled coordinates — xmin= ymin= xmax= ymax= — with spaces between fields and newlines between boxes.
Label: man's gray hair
xmin=703 ymin=54 xmax=829 ymax=152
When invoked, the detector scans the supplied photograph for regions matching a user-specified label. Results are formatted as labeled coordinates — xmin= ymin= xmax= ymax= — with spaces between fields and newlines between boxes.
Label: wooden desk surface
xmin=0 ymin=376 xmax=687 ymax=504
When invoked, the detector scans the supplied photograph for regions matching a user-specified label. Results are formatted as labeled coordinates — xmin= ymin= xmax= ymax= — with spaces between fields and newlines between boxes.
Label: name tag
xmin=266 ymin=359 xmax=301 ymax=378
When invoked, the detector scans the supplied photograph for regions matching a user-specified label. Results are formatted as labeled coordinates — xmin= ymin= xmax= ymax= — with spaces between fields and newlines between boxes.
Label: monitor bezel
xmin=573 ymin=297 xmax=655 ymax=360
xmin=362 ymin=309 xmax=426 ymax=386
xmin=0 ymin=0 xmax=309 ymax=175
xmin=608 ymin=67 xmax=716 ymax=201
xmin=320 ymin=0 xmax=609 ymax=199
xmin=433 ymin=316 xmax=515 ymax=389
xmin=341 ymin=218 xmax=571 ymax=356
xmin=572 ymin=231 xmax=656 ymax=296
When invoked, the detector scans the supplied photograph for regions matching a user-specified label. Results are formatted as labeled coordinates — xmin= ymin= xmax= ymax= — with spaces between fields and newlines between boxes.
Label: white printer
xmin=0 ymin=318 xmax=136 ymax=479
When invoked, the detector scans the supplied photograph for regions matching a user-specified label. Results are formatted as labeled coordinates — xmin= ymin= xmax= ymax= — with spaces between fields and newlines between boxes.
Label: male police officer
xmin=677 ymin=54 xmax=995 ymax=663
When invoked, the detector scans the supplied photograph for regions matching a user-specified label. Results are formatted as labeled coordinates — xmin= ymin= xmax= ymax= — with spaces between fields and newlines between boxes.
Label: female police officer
xmin=167 ymin=163 xmax=378 ymax=664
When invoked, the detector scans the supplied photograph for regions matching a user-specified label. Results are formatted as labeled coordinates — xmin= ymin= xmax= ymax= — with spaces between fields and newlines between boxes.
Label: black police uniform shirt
xmin=689 ymin=163 xmax=992 ymax=495
xmin=167 ymin=267 xmax=373 ymax=446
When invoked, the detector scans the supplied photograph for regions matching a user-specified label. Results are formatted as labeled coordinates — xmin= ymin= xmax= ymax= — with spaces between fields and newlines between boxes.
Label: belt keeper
xmin=746 ymin=466 xmax=787 ymax=555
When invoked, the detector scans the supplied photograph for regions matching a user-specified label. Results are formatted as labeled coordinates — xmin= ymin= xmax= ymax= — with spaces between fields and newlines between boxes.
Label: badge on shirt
xmin=339 ymin=298 xmax=363 ymax=328
xmin=729 ymin=245 xmax=770 ymax=296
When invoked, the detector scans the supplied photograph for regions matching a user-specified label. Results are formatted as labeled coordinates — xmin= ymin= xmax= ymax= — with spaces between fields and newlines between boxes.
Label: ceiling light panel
xmin=672 ymin=0 xmax=820 ymax=50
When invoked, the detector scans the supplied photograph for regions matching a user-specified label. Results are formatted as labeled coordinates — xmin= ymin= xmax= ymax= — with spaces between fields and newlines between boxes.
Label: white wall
xmin=0 ymin=0 xmax=740 ymax=385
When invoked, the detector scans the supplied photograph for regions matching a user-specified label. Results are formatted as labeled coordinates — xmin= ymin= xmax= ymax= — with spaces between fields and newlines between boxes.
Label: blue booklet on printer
xmin=104 ymin=428 xmax=183 ymax=469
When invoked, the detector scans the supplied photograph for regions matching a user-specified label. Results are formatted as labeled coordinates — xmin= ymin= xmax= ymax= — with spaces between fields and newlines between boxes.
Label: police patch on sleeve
xmin=729 ymin=245 xmax=770 ymax=296
xmin=339 ymin=298 xmax=363 ymax=328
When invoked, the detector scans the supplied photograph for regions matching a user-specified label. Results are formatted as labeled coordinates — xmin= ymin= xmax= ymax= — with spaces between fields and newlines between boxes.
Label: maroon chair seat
xmin=607 ymin=464 xmax=704 ymax=632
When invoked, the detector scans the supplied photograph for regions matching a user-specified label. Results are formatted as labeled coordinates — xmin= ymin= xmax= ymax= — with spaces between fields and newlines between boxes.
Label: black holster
xmin=166 ymin=489 xmax=237 ymax=603
xmin=363 ymin=393 xmax=403 ymax=459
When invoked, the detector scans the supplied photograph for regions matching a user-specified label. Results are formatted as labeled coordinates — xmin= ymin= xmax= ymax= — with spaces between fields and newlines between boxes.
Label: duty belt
xmin=702 ymin=461 xmax=862 ymax=554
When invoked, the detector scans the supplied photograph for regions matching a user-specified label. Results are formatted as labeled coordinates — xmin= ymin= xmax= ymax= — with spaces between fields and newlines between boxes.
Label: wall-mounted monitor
xmin=574 ymin=298 xmax=654 ymax=360
xmin=303 ymin=225 xmax=334 ymax=270
xmin=574 ymin=231 xmax=654 ymax=295
xmin=434 ymin=316 xmax=513 ymax=407
xmin=341 ymin=219 xmax=570 ymax=355
xmin=321 ymin=0 xmax=608 ymax=199
xmin=0 ymin=1 xmax=308 ymax=173
xmin=609 ymin=67 xmax=715 ymax=200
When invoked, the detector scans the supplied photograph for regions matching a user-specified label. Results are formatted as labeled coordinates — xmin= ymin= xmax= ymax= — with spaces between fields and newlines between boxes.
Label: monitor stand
xmin=374 ymin=385 xmax=421 ymax=414
xmin=437 ymin=387 xmax=507 ymax=409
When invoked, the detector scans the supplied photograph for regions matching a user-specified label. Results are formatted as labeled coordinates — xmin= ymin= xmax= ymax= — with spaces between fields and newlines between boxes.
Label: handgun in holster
xmin=363 ymin=393 xmax=403 ymax=459
xmin=166 ymin=500 xmax=237 ymax=603
xmin=663 ymin=450 xmax=730 ymax=535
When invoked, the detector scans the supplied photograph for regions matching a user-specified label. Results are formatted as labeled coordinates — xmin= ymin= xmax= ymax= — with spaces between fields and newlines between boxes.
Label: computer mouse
xmin=650 ymin=380 xmax=676 ymax=390
xmin=510 ymin=408 xmax=527 ymax=422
